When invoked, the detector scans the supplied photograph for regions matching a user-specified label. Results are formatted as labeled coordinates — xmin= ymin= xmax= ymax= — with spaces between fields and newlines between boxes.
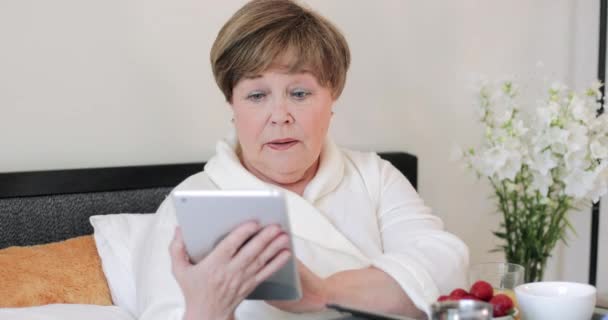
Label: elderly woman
xmin=136 ymin=0 xmax=468 ymax=319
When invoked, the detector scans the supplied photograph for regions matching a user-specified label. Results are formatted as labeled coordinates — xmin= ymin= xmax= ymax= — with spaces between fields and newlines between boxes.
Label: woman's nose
xmin=269 ymin=97 xmax=294 ymax=124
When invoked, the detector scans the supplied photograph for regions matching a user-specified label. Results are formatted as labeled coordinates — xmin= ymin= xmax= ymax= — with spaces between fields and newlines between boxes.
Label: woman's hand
xmin=170 ymin=222 xmax=292 ymax=320
xmin=266 ymin=260 xmax=328 ymax=313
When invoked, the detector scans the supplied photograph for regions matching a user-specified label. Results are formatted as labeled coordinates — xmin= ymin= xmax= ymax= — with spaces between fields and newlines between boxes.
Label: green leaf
xmin=493 ymin=231 xmax=507 ymax=239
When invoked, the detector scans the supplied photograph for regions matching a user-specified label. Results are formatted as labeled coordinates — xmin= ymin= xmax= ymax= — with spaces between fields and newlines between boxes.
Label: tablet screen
xmin=171 ymin=189 xmax=302 ymax=301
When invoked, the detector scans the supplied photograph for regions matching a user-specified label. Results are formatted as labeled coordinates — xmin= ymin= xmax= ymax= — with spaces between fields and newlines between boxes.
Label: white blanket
xmin=132 ymin=135 xmax=469 ymax=319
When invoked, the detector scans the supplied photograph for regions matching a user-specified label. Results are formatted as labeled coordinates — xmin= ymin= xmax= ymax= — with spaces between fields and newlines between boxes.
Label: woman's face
xmin=230 ymin=66 xmax=335 ymax=186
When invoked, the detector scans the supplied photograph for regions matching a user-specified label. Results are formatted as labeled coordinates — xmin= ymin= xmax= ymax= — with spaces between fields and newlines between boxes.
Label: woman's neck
xmin=273 ymin=159 xmax=319 ymax=196
xmin=238 ymin=152 xmax=320 ymax=196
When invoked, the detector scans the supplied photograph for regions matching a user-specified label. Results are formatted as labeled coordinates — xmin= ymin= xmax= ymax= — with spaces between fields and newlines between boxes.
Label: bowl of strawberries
xmin=436 ymin=280 xmax=518 ymax=319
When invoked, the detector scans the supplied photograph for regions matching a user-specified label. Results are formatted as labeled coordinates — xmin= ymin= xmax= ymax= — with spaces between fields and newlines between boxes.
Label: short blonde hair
xmin=210 ymin=0 xmax=350 ymax=102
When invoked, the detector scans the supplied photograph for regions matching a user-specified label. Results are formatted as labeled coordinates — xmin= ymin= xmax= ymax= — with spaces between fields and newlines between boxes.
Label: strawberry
xmin=449 ymin=288 xmax=468 ymax=299
xmin=489 ymin=294 xmax=514 ymax=317
xmin=460 ymin=294 xmax=479 ymax=300
xmin=437 ymin=295 xmax=450 ymax=302
xmin=470 ymin=280 xmax=494 ymax=302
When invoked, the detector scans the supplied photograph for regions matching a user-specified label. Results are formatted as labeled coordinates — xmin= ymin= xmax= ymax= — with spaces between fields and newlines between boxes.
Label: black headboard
xmin=0 ymin=152 xmax=416 ymax=249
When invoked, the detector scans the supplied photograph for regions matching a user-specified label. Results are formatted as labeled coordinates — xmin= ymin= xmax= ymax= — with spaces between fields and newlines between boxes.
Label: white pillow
xmin=0 ymin=304 xmax=135 ymax=320
xmin=90 ymin=213 xmax=155 ymax=317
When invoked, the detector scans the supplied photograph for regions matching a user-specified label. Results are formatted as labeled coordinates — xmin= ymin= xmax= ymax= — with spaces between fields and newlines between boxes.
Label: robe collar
xmin=204 ymin=132 xmax=368 ymax=262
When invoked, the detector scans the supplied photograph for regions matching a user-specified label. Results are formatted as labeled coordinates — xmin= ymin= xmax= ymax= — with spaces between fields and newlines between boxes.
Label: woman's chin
xmin=265 ymin=169 xmax=307 ymax=185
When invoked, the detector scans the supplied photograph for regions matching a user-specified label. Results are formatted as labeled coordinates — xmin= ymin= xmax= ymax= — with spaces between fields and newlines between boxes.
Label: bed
xmin=0 ymin=152 xmax=417 ymax=319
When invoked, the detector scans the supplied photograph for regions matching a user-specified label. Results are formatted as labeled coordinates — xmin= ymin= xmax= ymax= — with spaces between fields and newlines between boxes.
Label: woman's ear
xmin=226 ymin=98 xmax=235 ymax=122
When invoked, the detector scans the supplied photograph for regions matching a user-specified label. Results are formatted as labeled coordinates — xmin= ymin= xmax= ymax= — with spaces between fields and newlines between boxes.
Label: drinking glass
xmin=469 ymin=262 xmax=525 ymax=302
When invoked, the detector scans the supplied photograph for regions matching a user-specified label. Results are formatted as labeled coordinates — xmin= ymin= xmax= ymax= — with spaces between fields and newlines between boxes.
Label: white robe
xmin=134 ymin=136 xmax=469 ymax=319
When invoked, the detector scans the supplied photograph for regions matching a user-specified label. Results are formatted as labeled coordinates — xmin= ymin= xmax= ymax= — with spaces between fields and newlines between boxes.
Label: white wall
xmin=1 ymin=0 xmax=605 ymax=292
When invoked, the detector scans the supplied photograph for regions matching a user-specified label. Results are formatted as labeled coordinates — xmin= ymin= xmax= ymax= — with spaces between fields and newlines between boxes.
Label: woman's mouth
xmin=266 ymin=138 xmax=299 ymax=151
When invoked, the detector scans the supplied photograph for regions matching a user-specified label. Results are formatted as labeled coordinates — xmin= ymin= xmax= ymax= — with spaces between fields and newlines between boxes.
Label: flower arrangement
xmin=460 ymin=78 xmax=608 ymax=282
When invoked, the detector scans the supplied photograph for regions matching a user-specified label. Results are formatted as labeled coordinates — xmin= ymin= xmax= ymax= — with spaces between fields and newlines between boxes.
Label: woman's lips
xmin=266 ymin=139 xmax=299 ymax=150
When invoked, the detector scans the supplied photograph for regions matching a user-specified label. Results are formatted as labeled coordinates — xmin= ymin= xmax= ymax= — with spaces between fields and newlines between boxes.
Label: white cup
xmin=514 ymin=281 xmax=596 ymax=320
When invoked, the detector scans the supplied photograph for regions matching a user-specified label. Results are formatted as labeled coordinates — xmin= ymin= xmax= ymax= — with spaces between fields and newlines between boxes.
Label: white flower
xmin=589 ymin=116 xmax=604 ymax=133
xmin=590 ymin=115 xmax=608 ymax=140
xmin=530 ymin=170 xmax=553 ymax=197
xmin=489 ymin=127 xmax=508 ymax=142
xmin=601 ymin=115 xmax=608 ymax=134
xmin=534 ymin=127 xmax=569 ymax=154
xmin=497 ymin=145 xmax=523 ymax=181
xmin=565 ymin=123 xmax=589 ymax=153
xmin=549 ymin=82 xmax=568 ymax=104
xmin=495 ymin=109 xmax=514 ymax=126
xmin=589 ymin=163 xmax=608 ymax=203
xmin=504 ymin=135 xmax=523 ymax=149
xmin=570 ymin=95 xmax=594 ymax=124
xmin=529 ymin=149 xmax=558 ymax=176
xmin=563 ymin=168 xmax=595 ymax=198
xmin=511 ymin=119 xmax=529 ymax=136
xmin=587 ymin=80 xmax=603 ymax=100
xmin=536 ymin=102 xmax=560 ymax=125
xmin=564 ymin=150 xmax=589 ymax=171
xmin=466 ymin=76 xmax=607 ymax=204
xmin=590 ymin=140 xmax=608 ymax=159
xmin=550 ymin=128 xmax=570 ymax=154
xmin=475 ymin=143 xmax=523 ymax=181
xmin=478 ymin=146 xmax=510 ymax=177
xmin=498 ymin=154 xmax=522 ymax=181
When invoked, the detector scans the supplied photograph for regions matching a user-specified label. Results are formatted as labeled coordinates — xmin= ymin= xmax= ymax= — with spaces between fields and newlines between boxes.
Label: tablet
xmin=171 ymin=189 xmax=302 ymax=300
xmin=326 ymin=304 xmax=416 ymax=320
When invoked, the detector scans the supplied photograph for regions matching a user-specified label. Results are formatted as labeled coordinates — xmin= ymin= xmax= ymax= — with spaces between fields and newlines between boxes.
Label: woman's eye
xmin=291 ymin=90 xmax=311 ymax=100
xmin=247 ymin=92 xmax=266 ymax=102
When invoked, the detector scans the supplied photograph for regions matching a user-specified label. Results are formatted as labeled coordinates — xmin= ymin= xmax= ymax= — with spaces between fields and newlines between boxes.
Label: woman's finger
xmin=236 ymin=249 xmax=292 ymax=298
xmin=229 ymin=224 xmax=283 ymax=271
xmin=242 ymin=232 xmax=290 ymax=277
xmin=169 ymin=226 xmax=190 ymax=275
xmin=254 ymin=249 xmax=292 ymax=284
xmin=209 ymin=221 xmax=261 ymax=261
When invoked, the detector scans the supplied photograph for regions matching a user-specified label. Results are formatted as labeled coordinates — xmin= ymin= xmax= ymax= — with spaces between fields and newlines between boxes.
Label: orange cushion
xmin=0 ymin=235 xmax=112 ymax=307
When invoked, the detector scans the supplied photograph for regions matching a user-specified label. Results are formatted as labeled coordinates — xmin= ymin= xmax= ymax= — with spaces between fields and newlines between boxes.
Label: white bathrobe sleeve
xmin=134 ymin=198 xmax=186 ymax=320
xmin=370 ymin=159 xmax=469 ymax=314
